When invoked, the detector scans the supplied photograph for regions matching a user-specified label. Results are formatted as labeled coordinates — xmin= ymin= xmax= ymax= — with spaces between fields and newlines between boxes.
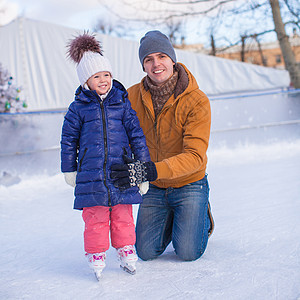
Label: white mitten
xmin=138 ymin=181 xmax=149 ymax=195
xmin=64 ymin=171 xmax=77 ymax=187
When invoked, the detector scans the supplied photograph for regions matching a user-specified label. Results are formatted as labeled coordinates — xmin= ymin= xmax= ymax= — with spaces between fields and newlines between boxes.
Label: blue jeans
xmin=136 ymin=175 xmax=212 ymax=261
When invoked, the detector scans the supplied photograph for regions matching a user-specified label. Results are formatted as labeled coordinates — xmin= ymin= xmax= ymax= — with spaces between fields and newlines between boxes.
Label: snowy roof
xmin=0 ymin=17 xmax=290 ymax=111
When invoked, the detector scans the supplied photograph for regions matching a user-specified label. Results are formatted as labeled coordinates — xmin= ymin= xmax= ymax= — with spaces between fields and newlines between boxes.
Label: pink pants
xmin=82 ymin=204 xmax=136 ymax=253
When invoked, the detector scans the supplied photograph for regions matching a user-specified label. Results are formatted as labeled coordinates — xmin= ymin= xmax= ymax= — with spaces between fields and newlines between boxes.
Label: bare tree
xmin=164 ymin=18 xmax=186 ymax=46
xmin=270 ymin=0 xmax=300 ymax=87
xmin=92 ymin=9 xmax=141 ymax=39
xmin=94 ymin=20 xmax=115 ymax=35
xmin=228 ymin=33 xmax=268 ymax=66
xmin=240 ymin=35 xmax=247 ymax=62
xmin=210 ymin=34 xmax=216 ymax=56
xmin=253 ymin=34 xmax=267 ymax=66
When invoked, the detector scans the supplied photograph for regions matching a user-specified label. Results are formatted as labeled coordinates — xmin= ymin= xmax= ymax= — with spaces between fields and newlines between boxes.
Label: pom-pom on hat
xmin=67 ymin=32 xmax=113 ymax=86
xmin=139 ymin=30 xmax=177 ymax=68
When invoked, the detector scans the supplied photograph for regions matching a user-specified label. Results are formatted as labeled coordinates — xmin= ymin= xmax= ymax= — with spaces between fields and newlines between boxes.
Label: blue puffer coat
xmin=61 ymin=80 xmax=151 ymax=210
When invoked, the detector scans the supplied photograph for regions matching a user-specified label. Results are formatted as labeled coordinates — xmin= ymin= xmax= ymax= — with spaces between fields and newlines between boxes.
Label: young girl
xmin=61 ymin=33 xmax=153 ymax=280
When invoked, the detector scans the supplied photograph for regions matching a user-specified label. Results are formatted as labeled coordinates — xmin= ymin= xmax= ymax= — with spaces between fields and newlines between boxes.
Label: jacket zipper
xmin=154 ymin=104 xmax=172 ymax=162
xmin=99 ymin=100 xmax=111 ymax=207
xmin=153 ymin=119 xmax=159 ymax=162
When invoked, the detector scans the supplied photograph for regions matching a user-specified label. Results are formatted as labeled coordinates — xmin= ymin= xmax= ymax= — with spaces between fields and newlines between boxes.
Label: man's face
xmin=143 ymin=52 xmax=175 ymax=86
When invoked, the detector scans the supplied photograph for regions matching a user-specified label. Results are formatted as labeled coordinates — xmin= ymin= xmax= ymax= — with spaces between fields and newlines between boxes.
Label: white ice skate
xmin=85 ymin=252 xmax=106 ymax=280
xmin=117 ymin=245 xmax=138 ymax=275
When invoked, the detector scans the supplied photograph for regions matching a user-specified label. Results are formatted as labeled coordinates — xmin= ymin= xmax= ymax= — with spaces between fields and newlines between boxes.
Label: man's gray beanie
xmin=139 ymin=30 xmax=177 ymax=67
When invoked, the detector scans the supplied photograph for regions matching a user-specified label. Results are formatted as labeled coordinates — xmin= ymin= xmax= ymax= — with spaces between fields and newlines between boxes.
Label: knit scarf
xmin=144 ymin=70 xmax=178 ymax=118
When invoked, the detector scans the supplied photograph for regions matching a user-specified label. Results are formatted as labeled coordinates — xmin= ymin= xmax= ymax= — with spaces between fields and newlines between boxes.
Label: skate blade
xmin=94 ymin=271 xmax=102 ymax=281
xmin=120 ymin=264 xmax=136 ymax=275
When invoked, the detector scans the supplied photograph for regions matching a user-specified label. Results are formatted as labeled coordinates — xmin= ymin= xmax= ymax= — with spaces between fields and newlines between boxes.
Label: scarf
xmin=144 ymin=70 xmax=178 ymax=118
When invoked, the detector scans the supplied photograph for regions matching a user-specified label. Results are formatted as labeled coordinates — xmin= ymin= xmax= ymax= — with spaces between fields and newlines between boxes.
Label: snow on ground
xmin=0 ymin=140 xmax=300 ymax=300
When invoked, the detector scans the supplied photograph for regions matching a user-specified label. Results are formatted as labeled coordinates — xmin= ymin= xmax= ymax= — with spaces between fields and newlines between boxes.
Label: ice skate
xmin=85 ymin=252 xmax=106 ymax=280
xmin=117 ymin=245 xmax=138 ymax=275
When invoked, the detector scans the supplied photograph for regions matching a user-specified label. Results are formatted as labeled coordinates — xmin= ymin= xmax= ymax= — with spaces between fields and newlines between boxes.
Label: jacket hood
xmin=74 ymin=79 xmax=127 ymax=104
xmin=173 ymin=63 xmax=199 ymax=100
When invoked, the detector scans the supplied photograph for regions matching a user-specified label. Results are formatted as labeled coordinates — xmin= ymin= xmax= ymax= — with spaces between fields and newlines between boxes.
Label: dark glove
xmin=111 ymin=154 xmax=157 ymax=190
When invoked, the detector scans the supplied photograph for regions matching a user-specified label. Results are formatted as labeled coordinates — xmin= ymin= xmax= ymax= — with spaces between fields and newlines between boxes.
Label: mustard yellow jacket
xmin=128 ymin=63 xmax=211 ymax=189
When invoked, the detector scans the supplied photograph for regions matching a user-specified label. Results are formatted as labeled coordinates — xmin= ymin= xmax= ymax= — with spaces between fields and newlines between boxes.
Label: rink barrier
xmin=212 ymin=119 xmax=300 ymax=133
xmin=1 ymin=118 xmax=299 ymax=157
xmin=0 ymin=110 xmax=67 ymax=115
xmin=209 ymin=87 xmax=300 ymax=101
xmin=0 ymin=146 xmax=60 ymax=157
xmin=0 ymin=88 xmax=299 ymax=157
xmin=0 ymin=88 xmax=299 ymax=116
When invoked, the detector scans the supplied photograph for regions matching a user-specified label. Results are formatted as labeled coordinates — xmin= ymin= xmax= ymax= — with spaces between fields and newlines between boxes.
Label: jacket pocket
xmin=78 ymin=148 xmax=87 ymax=172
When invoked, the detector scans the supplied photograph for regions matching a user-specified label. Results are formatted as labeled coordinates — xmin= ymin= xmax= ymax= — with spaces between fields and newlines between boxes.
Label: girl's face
xmin=87 ymin=71 xmax=112 ymax=95
xmin=143 ymin=52 xmax=175 ymax=86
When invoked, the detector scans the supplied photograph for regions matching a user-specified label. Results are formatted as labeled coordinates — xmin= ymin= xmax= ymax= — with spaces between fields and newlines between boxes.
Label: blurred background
xmin=1 ymin=0 xmax=299 ymax=69
xmin=0 ymin=0 xmax=299 ymax=177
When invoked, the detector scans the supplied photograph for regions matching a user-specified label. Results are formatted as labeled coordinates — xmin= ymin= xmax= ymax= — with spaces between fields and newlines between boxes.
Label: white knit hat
xmin=77 ymin=51 xmax=113 ymax=86
xmin=67 ymin=33 xmax=113 ymax=87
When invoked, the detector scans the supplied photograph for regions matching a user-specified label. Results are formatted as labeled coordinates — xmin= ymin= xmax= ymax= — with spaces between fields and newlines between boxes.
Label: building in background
xmin=176 ymin=29 xmax=300 ymax=70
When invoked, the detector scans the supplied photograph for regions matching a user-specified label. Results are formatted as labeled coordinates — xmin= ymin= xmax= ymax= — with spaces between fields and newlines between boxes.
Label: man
xmin=111 ymin=30 xmax=214 ymax=261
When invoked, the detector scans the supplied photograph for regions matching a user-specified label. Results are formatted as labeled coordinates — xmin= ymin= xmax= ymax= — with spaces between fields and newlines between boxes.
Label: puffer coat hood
xmin=61 ymin=80 xmax=151 ymax=210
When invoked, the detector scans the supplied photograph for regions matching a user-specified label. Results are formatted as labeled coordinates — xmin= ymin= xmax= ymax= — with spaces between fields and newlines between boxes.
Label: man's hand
xmin=111 ymin=155 xmax=157 ymax=190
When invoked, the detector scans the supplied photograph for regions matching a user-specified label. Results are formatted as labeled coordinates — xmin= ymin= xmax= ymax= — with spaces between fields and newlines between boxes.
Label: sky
xmin=0 ymin=0 xmax=166 ymax=44
xmin=1 ymin=0 xmax=110 ymax=31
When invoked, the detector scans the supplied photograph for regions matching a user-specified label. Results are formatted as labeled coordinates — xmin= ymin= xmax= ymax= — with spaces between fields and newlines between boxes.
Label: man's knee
xmin=136 ymin=244 xmax=159 ymax=261
xmin=174 ymin=240 xmax=210 ymax=261
xmin=175 ymin=248 xmax=205 ymax=261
